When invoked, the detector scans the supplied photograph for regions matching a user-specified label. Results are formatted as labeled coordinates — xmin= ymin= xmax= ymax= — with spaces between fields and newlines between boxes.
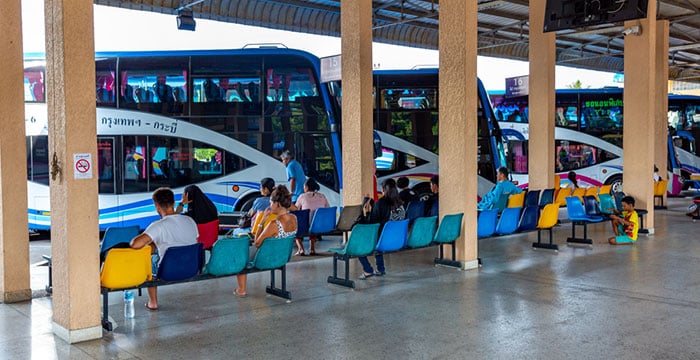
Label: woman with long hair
xmin=176 ymin=184 xmax=218 ymax=224
xmin=357 ymin=178 xmax=405 ymax=279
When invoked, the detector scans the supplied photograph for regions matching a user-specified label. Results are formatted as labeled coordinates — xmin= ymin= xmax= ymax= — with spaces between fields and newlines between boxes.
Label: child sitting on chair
xmin=608 ymin=195 xmax=639 ymax=245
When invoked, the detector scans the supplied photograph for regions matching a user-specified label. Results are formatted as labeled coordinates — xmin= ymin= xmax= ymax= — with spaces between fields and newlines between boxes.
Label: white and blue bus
xmin=490 ymin=88 xmax=697 ymax=194
xmin=326 ymin=68 xmax=507 ymax=198
xmin=24 ymin=49 xmax=505 ymax=231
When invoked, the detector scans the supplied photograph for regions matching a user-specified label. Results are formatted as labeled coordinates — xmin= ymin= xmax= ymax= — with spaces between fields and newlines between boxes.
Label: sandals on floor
xmin=294 ymin=250 xmax=306 ymax=256
xmin=358 ymin=272 xmax=374 ymax=280
xmin=145 ymin=303 xmax=159 ymax=311
xmin=309 ymin=250 xmax=317 ymax=256
xmin=233 ymin=289 xmax=248 ymax=298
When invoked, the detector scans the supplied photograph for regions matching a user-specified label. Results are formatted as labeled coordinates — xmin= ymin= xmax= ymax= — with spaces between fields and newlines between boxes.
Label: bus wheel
xmin=606 ymin=176 xmax=623 ymax=194
xmin=236 ymin=194 xmax=260 ymax=213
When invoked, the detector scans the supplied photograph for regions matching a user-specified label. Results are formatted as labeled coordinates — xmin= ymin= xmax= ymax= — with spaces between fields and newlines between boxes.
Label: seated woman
xmin=234 ymin=185 xmax=297 ymax=297
xmin=291 ymin=177 xmax=329 ymax=256
xmin=231 ymin=177 xmax=275 ymax=237
xmin=175 ymin=185 xmax=218 ymax=224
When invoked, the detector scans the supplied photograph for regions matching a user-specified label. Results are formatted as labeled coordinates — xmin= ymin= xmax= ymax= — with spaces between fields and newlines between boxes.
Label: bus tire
xmin=606 ymin=175 xmax=623 ymax=194
xmin=236 ymin=194 xmax=260 ymax=213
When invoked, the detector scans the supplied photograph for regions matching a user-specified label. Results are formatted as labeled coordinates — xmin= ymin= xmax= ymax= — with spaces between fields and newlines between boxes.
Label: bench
xmin=99 ymin=235 xmax=295 ymax=331
xmin=327 ymin=213 xmax=464 ymax=289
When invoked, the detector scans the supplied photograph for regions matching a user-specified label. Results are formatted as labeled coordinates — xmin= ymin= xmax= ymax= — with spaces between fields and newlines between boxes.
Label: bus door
xmin=97 ymin=137 xmax=118 ymax=226
xmin=294 ymin=132 xmax=339 ymax=193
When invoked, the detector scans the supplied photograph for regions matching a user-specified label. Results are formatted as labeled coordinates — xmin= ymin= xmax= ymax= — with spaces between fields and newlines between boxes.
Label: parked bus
xmin=25 ymin=47 xmax=349 ymax=230
xmin=326 ymin=68 xmax=507 ymax=198
xmin=667 ymin=95 xmax=700 ymax=189
xmin=489 ymin=88 xmax=696 ymax=193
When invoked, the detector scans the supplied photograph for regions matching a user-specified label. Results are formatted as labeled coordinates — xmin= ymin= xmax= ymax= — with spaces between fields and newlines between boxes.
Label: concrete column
xmin=0 ymin=0 xmax=31 ymax=303
xmin=340 ymin=0 xmax=374 ymax=206
xmin=623 ymin=1 xmax=660 ymax=232
xmin=654 ymin=20 xmax=669 ymax=205
xmin=528 ymin=0 xmax=556 ymax=190
xmin=439 ymin=0 xmax=478 ymax=269
xmin=45 ymin=0 xmax=101 ymax=343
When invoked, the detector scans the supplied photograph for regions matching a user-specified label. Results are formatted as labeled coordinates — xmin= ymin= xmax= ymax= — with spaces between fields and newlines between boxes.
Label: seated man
xmin=397 ymin=176 xmax=418 ymax=205
xmin=608 ymin=195 xmax=639 ymax=245
xmin=130 ymin=187 xmax=198 ymax=311
xmin=477 ymin=167 xmax=522 ymax=210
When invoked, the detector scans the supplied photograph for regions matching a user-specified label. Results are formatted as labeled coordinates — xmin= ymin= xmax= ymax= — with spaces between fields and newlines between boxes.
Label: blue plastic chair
xmin=157 ymin=243 xmax=203 ymax=282
xmin=202 ymin=237 xmax=249 ymax=276
xmin=518 ymin=206 xmax=539 ymax=232
xmin=309 ymin=206 xmax=338 ymax=235
xmin=477 ymin=209 xmax=498 ymax=238
xmin=539 ymin=188 xmax=555 ymax=208
xmin=291 ymin=209 xmax=310 ymax=238
xmin=327 ymin=223 xmax=381 ymax=288
xmin=524 ymin=190 xmax=541 ymax=208
xmin=375 ymin=219 xmax=410 ymax=252
xmin=565 ymin=196 xmax=604 ymax=245
xmin=405 ymin=201 xmax=426 ymax=224
xmin=495 ymin=207 xmax=521 ymax=235
xmin=406 ymin=216 xmax=438 ymax=248
xmin=434 ymin=213 xmax=464 ymax=268
xmin=99 ymin=225 xmax=140 ymax=261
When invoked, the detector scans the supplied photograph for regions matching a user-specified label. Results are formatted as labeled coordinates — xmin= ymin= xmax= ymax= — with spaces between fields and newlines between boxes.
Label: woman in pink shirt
xmin=292 ymin=178 xmax=329 ymax=255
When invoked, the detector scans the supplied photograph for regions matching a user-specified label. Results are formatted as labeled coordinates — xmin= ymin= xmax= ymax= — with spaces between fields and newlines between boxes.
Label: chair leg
xmin=533 ymin=228 xmax=558 ymax=251
xmin=327 ymin=255 xmax=355 ymax=288
xmin=101 ymin=288 xmax=113 ymax=331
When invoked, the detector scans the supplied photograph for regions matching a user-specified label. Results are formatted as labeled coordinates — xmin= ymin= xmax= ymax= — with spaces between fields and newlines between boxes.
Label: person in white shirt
xmin=131 ymin=187 xmax=198 ymax=311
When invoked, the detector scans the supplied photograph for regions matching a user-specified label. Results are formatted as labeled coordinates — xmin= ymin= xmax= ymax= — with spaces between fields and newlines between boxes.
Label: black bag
xmin=238 ymin=213 xmax=253 ymax=228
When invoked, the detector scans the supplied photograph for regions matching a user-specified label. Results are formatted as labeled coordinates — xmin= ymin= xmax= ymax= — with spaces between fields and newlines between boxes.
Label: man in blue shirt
xmin=477 ymin=167 xmax=522 ymax=210
xmin=280 ymin=150 xmax=306 ymax=202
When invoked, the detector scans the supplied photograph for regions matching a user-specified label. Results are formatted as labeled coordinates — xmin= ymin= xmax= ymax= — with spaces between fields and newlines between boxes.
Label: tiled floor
xmin=5 ymin=196 xmax=700 ymax=359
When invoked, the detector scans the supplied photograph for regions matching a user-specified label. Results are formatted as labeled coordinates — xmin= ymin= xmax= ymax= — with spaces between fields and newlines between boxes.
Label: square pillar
xmin=0 ymin=0 xmax=31 ymax=303
xmin=45 ymin=0 xmax=102 ymax=343
xmin=340 ymin=0 xmax=374 ymax=206
xmin=439 ymin=0 xmax=478 ymax=269
xmin=623 ymin=2 xmax=662 ymax=233
xmin=528 ymin=0 xmax=556 ymax=190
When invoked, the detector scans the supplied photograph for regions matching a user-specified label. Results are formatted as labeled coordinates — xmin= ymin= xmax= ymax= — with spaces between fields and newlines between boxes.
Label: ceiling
xmin=93 ymin=0 xmax=700 ymax=83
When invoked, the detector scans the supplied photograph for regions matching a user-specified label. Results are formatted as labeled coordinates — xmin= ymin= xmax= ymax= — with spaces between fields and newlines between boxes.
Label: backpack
xmin=389 ymin=205 xmax=406 ymax=221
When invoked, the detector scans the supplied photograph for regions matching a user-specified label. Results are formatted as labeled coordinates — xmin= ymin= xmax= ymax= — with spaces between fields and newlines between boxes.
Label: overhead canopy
xmin=94 ymin=0 xmax=700 ymax=82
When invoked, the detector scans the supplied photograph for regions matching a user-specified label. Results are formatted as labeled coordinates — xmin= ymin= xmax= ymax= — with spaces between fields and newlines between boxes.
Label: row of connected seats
xmin=326 ymin=213 xmax=464 ymax=289
xmin=98 ymin=224 xmax=295 ymax=331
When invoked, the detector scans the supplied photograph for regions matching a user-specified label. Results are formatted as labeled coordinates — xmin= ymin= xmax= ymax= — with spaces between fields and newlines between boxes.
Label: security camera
xmin=622 ymin=26 xmax=640 ymax=36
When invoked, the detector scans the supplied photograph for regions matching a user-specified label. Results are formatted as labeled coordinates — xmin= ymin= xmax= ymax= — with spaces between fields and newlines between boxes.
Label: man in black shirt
xmin=397 ymin=176 xmax=418 ymax=205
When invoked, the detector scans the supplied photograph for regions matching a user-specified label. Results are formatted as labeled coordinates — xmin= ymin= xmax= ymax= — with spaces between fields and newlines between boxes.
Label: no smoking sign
xmin=73 ymin=153 xmax=93 ymax=179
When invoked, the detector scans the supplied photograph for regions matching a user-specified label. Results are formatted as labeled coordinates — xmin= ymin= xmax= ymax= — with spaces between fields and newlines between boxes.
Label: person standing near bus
xmin=280 ymin=150 xmax=306 ymax=202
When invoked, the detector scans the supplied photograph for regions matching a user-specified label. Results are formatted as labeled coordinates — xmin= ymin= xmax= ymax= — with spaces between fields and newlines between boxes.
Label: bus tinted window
xmin=118 ymin=56 xmax=188 ymax=114
xmin=27 ymin=136 xmax=49 ymax=185
xmin=556 ymin=140 xmax=619 ymax=172
xmin=96 ymin=58 xmax=117 ymax=107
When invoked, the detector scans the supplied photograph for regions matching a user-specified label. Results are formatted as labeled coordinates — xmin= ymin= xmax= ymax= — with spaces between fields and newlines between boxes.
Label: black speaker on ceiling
xmin=543 ymin=0 xmax=649 ymax=32
xmin=177 ymin=9 xmax=196 ymax=31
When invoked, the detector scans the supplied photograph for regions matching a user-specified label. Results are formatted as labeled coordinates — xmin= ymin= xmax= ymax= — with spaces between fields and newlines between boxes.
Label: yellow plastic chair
xmin=599 ymin=184 xmax=612 ymax=195
xmin=584 ymin=186 xmax=599 ymax=200
xmin=507 ymin=192 xmax=526 ymax=208
xmin=572 ymin=187 xmax=586 ymax=202
xmin=533 ymin=203 xmax=561 ymax=250
xmin=654 ymin=179 xmax=669 ymax=209
xmin=554 ymin=187 xmax=572 ymax=206
xmin=100 ymin=246 xmax=152 ymax=289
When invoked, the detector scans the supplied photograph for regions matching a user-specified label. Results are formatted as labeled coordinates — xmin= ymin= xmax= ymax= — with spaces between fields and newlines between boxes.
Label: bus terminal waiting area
xmin=5 ymin=196 xmax=700 ymax=358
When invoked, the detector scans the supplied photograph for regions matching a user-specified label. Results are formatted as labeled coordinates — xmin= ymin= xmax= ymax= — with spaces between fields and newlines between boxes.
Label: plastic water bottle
xmin=124 ymin=291 xmax=135 ymax=319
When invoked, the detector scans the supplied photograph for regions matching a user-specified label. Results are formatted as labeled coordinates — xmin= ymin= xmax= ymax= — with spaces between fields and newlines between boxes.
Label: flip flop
xmin=145 ymin=303 xmax=159 ymax=311
xmin=233 ymin=289 xmax=248 ymax=298
xmin=294 ymin=250 xmax=306 ymax=256
xmin=309 ymin=251 xmax=317 ymax=256
xmin=358 ymin=272 xmax=374 ymax=280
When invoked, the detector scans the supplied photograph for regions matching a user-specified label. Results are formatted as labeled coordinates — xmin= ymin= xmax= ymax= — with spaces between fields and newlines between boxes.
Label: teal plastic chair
xmin=250 ymin=236 xmax=295 ymax=270
xmin=375 ymin=219 xmax=410 ymax=252
xmin=249 ymin=236 xmax=295 ymax=300
xmin=598 ymin=193 xmax=617 ymax=215
xmin=327 ymin=223 xmax=380 ymax=288
xmin=434 ymin=213 xmax=464 ymax=268
xmin=406 ymin=216 xmax=438 ymax=248
xmin=202 ymin=237 xmax=249 ymax=276
xmin=495 ymin=207 xmax=521 ymax=235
